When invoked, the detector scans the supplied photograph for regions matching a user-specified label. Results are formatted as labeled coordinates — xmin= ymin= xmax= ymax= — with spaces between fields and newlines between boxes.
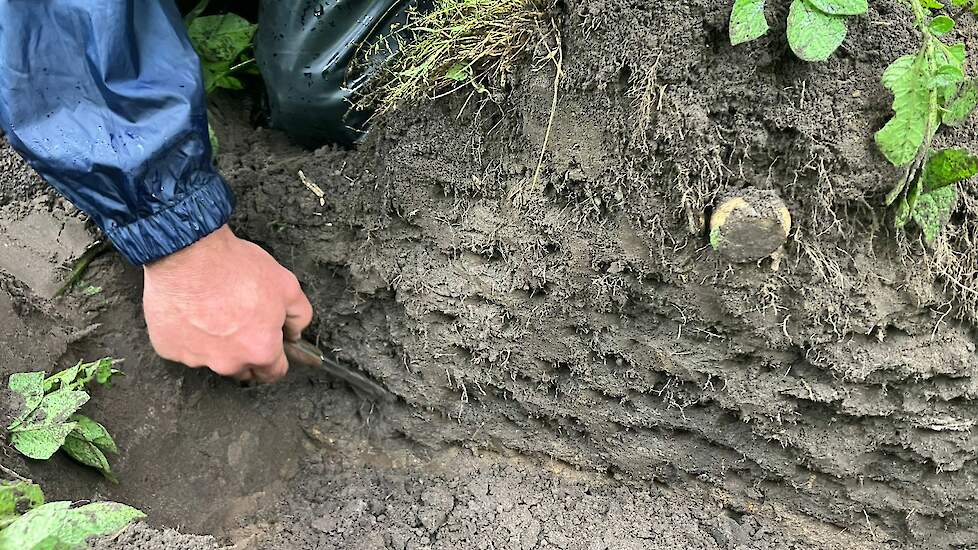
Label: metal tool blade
xmin=284 ymin=339 xmax=393 ymax=403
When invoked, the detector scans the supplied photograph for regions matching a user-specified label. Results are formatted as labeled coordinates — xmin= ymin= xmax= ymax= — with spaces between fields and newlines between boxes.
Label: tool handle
xmin=284 ymin=339 xmax=324 ymax=368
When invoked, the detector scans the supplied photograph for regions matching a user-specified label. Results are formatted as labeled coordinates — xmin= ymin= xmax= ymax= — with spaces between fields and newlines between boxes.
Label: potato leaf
xmin=787 ymin=0 xmax=849 ymax=62
xmin=63 ymin=436 xmax=117 ymax=483
xmin=923 ymin=148 xmax=978 ymax=190
xmin=913 ymin=186 xmax=958 ymax=243
xmin=41 ymin=364 xmax=80 ymax=393
xmin=69 ymin=414 xmax=118 ymax=455
xmin=929 ymin=15 xmax=955 ymax=36
xmin=0 ymin=501 xmax=144 ymax=550
xmin=0 ymin=481 xmax=44 ymax=530
xmin=10 ymin=422 xmax=79 ymax=460
xmin=882 ymin=55 xmax=916 ymax=90
xmin=188 ymin=14 xmax=257 ymax=94
xmin=930 ymin=64 xmax=965 ymax=88
xmin=16 ymin=390 xmax=89 ymax=430
xmin=876 ymin=52 xmax=932 ymax=166
xmin=806 ymin=0 xmax=868 ymax=15
xmin=730 ymin=0 xmax=770 ymax=45
xmin=943 ymin=79 xmax=978 ymax=126
xmin=9 ymin=388 xmax=89 ymax=460
xmin=8 ymin=372 xmax=45 ymax=424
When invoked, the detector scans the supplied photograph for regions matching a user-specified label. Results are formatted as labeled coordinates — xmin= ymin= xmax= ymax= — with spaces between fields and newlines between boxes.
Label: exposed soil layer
xmin=0 ymin=156 xmax=887 ymax=550
xmin=217 ymin=0 xmax=978 ymax=546
xmin=1 ymin=0 xmax=977 ymax=548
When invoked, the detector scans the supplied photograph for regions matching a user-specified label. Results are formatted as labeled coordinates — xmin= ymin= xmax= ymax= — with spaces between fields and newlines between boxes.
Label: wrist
xmin=143 ymin=224 xmax=235 ymax=288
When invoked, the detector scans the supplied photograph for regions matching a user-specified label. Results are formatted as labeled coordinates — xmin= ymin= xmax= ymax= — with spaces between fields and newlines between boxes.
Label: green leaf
xmin=929 ymin=15 xmax=955 ymax=36
xmin=876 ymin=53 xmax=932 ymax=166
xmin=937 ymin=42 xmax=967 ymax=69
xmin=953 ymin=0 xmax=968 ymax=5
xmin=913 ymin=186 xmax=958 ymax=243
xmin=42 ymin=363 xmax=81 ymax=393
xmin=69 ymin=414 xmax=118 ymax=455
xmin=63 ymin=436 xmax=117 ymax=483
xmin=11 ymin=422 xmax=78 ymax=460
xmin=0 ymin=481 xmax=44 ymax=530
xmin=922 ymin=148 xmax=978 ymax=190
xmin=18 ymin=390 xmax=90 ymax=429
xmin=930 ymin=64 xmax=965 ymax=88
xmin=91 ymin=359 xmax=121 ymax=387
xmin=445 ymin=63 xmax=472 ymax=82
xmin=943 ymin=79 xmax=978 ymax=126
xmin=10 ymin=389 xmax=89 ymax=459
xmin=188 ymin=14 xmax=256 ymax=94
xmin=730 ymin=0 xmax=770 ymax=45
xmin=806 ymin=0 xmax=868 ymax=15
xmin=881 ymin=55 xmax=915 ymax=90
xmin=0 ymin=501 xmax=144 ymax=550
xmin=787 ymin=0 xmax=849 ymax=62
xmin=8 ymin=372 xmax=45 ymax=421
xmin=922 ymin=0 xmax=945 ymax=7
xmin=187 ymin=14 xmax=256 ymax=64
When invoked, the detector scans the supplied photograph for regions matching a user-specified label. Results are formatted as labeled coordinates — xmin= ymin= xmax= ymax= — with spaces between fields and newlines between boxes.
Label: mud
xmin=0 ymin=0 xmax=976 ymax=548
xmin=216 ymin=0 xmax=978 ymax=545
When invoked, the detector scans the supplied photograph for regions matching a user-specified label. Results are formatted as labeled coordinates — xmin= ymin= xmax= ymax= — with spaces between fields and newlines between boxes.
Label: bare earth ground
xmin=1 ymin=0 xmax=978 ymax=548
xmin=0 ymin=155 xmax=887 ymax=550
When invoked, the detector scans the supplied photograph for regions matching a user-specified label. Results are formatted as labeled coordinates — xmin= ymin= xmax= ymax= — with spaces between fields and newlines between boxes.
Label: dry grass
xmin=353 ymin=0 xmax=548 ymax=119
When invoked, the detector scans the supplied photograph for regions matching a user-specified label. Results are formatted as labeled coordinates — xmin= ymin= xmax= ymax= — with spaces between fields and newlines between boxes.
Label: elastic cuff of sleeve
xmin=105 ymin=173 xmax=235 ymax=265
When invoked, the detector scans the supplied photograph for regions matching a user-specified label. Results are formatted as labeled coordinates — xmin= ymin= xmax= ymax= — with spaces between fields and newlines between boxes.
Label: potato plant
xmin=0 ymin=479 xmax=142 ymax=550
xmin=7 ymin=359 xmax=123 ymax=482
xmin=730 ymin=0 xmax=978 ymax=243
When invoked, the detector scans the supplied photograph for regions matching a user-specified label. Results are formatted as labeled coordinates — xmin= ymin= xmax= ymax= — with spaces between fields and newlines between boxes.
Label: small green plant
xmin=0 ymin=478 xmax=142 ymax=550
xmin=7 ymin=359 xmax=124 ymax=482
xmin=729 ymin=0 xmax=868 ymax=61
xmin=185 ymin=0 xmax=258 ymax=156
xmin=950 ymin=0 xmax=978 ymax=14
xmin=185 ymin=1 xmax=258 ymax=94
xmin=877 ymin=0 xmax=978 ymax=242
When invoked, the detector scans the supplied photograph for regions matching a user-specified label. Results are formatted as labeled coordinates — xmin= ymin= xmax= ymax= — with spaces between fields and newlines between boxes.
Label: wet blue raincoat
xmin=0 ymin=1 xmax=233 ymax=265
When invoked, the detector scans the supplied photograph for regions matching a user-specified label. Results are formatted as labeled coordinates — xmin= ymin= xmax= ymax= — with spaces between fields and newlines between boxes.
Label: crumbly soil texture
xmin=2 ymin=0 xmax=978 ymax=548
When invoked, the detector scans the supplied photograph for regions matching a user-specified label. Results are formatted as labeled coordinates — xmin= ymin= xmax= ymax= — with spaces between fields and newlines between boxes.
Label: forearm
xmin=0 ymin=0 xmax=233 ymax=264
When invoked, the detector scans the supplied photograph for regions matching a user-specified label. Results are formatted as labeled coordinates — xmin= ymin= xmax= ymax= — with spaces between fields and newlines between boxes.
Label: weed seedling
xmin=6 ymin=359 xmax=124 ymax=482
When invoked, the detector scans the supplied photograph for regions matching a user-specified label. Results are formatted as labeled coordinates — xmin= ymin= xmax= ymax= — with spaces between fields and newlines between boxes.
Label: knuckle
xmin=244 ymin=335 xmax=283 ymax=366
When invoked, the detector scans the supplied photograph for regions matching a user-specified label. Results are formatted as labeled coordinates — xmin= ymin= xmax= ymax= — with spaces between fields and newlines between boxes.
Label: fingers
xmin=283 ymin=276 xmax=314 ymax=342
xmin=252 ymin=351 xmax=289 ymax=384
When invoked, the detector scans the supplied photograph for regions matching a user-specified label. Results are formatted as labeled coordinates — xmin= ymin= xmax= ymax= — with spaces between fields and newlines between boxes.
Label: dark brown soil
xmin=1 ymin=0 xmax=977 ymax=548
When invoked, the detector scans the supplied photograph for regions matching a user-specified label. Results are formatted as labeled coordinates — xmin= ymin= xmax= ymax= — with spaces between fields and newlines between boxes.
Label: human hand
xmin=142 ymin=225 xmax=313 ymax=383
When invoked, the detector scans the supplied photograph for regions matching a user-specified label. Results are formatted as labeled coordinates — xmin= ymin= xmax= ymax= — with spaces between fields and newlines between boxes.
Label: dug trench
xmin=2 ymin=0 xmax=978 ymax=548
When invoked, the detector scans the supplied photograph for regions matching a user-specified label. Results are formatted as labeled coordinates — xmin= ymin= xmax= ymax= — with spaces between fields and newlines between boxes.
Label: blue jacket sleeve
xmin=0 ymin=0 xmax=234 ymax=265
